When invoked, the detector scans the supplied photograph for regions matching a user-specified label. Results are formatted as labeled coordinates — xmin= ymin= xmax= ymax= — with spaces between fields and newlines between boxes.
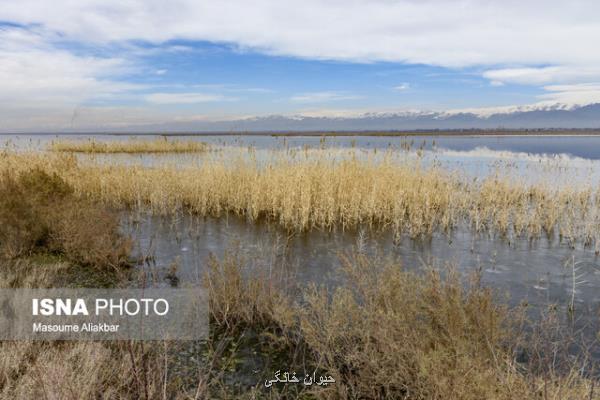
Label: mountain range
xmin=21 ymin=102 xmax=600 ymax=134
xmin=123 ymin=103 xmax=600 ymax=133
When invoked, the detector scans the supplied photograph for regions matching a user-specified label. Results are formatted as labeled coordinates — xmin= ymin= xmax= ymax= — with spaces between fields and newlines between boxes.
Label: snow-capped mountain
xmin=31 ymin=103 xmax=600 ymax=134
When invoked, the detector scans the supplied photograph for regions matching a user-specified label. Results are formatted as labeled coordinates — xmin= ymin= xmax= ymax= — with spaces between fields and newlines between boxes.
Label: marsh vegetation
xmin=0 ymin=168 xmax=131 ymax=274
xmin=3 ymin=149 xmax=600 ymax=247
xmin=1 ymin=138 xmax=600 ymax=399
xmin=1 ymin=248 xmax=598 ymax=399
xmin=48 ymin=138 xmax=210 ymax=154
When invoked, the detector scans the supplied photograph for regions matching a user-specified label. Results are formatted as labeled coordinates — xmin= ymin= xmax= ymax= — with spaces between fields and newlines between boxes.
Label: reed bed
xmin=2 ymin=150 xmax=600 ymax=246
xmin=48 ymin=137 xmax=209 ymax=153
xmin=0 ymin=165 xmax=598 ymax=398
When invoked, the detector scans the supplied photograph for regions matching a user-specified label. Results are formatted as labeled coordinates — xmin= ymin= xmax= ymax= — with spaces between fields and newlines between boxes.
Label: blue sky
xmin=0 ymin=1 xmax=599 ymax=131
xmin=128 ymin=41 xmax=542 ymax=113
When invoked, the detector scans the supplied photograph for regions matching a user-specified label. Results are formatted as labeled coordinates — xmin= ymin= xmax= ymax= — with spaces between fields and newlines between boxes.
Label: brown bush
xmin=0 ymin=341 xmax=174 ymax=400
xmin=205 ymin=251 xmax=599 ymax=400
xmin=0 ymin=168 xmax=131 ymax=270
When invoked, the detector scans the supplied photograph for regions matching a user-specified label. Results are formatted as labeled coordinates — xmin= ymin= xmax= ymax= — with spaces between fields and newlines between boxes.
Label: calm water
xmin=123 ymin=210 xmax=600 ymax=367
xmin=126 ymin=213 xmax=600 ymax=311
xmin=7 ymin=133 xmax=600 ymax=158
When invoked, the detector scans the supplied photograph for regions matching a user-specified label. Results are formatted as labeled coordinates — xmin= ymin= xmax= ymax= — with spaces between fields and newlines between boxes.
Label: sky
xmin=1 ymin=0 xmax=600 ymax=131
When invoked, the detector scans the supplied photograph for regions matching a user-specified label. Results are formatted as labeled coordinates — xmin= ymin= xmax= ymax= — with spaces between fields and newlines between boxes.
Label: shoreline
xmin=3 ymin=129 xmax=600 ymax=137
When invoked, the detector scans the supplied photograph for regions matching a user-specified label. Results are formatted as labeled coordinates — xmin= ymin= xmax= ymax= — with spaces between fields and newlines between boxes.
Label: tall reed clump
xmin=72 ymin=157 xmax=600 ymax=245
xmin=3 ymin=151 xmax=600 ymax=245
xmin=206 ymin=251 xmax=600 ymax=399
xmin=0 ymin=167 xmax=131 ymax=270
xmin=48 ymin=137 xmax=209 ymax=153
xmin=205 ymin=251 xmax=295 ymax=330
xmin=44 ymin=156 xmax=470 ymax=239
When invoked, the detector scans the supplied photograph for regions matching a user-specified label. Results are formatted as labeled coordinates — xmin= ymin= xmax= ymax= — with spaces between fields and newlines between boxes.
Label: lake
xmin=5 ymin=133 xmax=600 ymax=348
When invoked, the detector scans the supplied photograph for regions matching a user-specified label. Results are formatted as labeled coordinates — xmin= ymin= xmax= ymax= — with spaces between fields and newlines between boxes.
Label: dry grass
xmin=0 ymin=252 xmax=596 ymax=399
xmin=0 ymin=239 xmax=597 ymax=398
xmin=0 ymin=219 xmax=165 ymax=398
xmin=0 ymin=224 xmax=185 ymax=399
xmin=0 ymin=253 xmax=271 ymax=399
xmin=205 ymin=250 xmax=600 ymax=399
xmin=48 ymin=137 xmax=209 ymax=153
xmin=2 ymin=150 xmax=600 ymax=246
xmin=0 ymin=341 xmax=169 ymax=400
xmin=0 ymin=146 xmax=598 ymax=398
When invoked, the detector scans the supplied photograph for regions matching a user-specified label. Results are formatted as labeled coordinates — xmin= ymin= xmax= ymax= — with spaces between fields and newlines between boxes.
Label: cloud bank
xmin=1 ymin=0 xmax=598 ymax=68
xmin=1 ymin=1 xmax=600 ymax=130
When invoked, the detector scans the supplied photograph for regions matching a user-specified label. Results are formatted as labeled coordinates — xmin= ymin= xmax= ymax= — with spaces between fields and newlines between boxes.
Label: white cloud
xmin=2 ymin=1 xmax=600 ymax=129
xmin=1 ymin=1 xmax=599 ymax=68
xmin=0 ymin=27 xmax=138 ymax=107
xmin=4 ymin=1 xmax=599 ymax=101
xmin=0 ymin=26 xmax=239 ymax=130
xmin=290 ymin=91 xmax=362 ymax=103
xmin=145 ymin=92 xmax=233 ymax=104
xmin=538 ymin=83 xmax=600 ymax=104
xmin=482 ymin=67 xmax=600 ymax=104
xmin=483 ymin=66 xmax=600 ymax=86
xmin=394 ymin=83 xmax=410 ymax=91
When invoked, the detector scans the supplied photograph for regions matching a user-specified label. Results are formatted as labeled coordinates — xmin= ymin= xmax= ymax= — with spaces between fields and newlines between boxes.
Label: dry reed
xmin=0 ymin=145 xmax=598 ymax=398
xmin=48 ymin=138 xmax=209 ymax=153
xmin=3 ymin=150 xmax=599 ymax=245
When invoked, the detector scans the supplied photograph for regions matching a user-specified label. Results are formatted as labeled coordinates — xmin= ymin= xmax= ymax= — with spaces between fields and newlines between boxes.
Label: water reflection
xmin=8 ymin=133 xmax=600 ymax=158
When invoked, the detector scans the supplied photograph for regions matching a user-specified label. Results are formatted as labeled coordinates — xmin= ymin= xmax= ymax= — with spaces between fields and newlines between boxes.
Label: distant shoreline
xmin=2 ymin=129 xmax=600 ymax=137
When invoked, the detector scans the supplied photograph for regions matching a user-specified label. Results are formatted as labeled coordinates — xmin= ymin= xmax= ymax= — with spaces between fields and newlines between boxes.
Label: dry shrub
xmin=206 ymin=252 xmax=600 ymax=399
xmin=0 ymin=251 xmax=596 ymax=399
xmin=0 ymin=169 xmax=67 ymax=257
xmin=0 ymin=341 xmax=174 ymax=400
xmin=0 ymin=168 xmax=131 ymax=270
xmin=51 ymin=204 xmax=131 ymax=270
xmin=298 ymin=254 xmax=517 ymax=399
